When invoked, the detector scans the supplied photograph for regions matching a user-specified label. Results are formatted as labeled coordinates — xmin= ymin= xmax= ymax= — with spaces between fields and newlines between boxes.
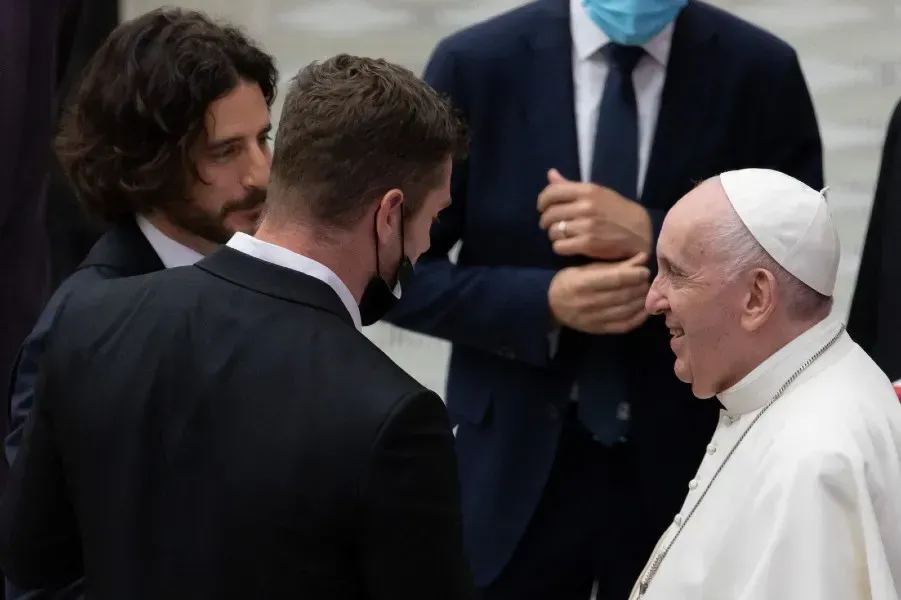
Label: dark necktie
xmin=576 ymin=43 xmax=645 ymax=444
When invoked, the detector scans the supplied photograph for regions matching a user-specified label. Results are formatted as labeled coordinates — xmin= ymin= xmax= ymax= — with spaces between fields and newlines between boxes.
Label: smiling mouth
xmin=668 ymin=326 xmax=685 ymax=339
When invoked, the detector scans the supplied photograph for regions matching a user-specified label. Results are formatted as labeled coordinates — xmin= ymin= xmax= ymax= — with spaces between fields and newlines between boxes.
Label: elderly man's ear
xmin=739 ymin=269 xmax=778 ymax=331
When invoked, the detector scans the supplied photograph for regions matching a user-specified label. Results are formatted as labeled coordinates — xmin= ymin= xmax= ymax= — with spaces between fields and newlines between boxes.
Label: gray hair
xmin=710 ymin=205 xmax=832 ymax=321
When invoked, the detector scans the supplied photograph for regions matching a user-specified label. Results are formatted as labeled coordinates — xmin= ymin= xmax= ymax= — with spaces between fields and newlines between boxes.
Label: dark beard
xmin=164 ymin=187 xmax=267 ymax=245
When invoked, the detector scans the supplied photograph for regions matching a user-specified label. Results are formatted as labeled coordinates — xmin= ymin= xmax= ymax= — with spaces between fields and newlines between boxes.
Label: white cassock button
xmin=688 ymin=479 xmax=699 ymax=490
xmin=674 ymin=514 xmax=683 ymax=526
xmin=706 ymin=443 xmax=717 ymax=455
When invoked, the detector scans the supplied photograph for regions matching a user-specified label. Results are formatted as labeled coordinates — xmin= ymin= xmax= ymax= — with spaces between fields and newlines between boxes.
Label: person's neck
xmin=142 ymin=213 xmax=217 ymax=256
xmin=726 ymin=314 xmax=829 ymax=389
xmin=253 ymin=219 xmax=369 ymax=303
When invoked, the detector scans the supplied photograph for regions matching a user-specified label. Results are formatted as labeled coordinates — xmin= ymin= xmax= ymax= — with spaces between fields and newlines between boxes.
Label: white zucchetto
xmin=719 ymin=168 xmax=840 ymax=296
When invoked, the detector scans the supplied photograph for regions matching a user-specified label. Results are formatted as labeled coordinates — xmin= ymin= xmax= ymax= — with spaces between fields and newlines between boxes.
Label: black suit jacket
xmin=4 ymin=219 xmax=162 ymax=600
xmin=847 ymin=98 xmax=901 ymax=381
xmin=0 ymin=247 xmax=473 ymax=600
xmin=6 ymin=218 xmax=163 ymax=467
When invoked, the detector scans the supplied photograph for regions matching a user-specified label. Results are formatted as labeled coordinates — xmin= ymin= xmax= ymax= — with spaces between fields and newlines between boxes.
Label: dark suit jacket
xmin=6 ymin=219 xmax=163 ymax=467
xmin=0 ymin=0 xmax=81 ymax=494
xmin=387 ymin=0 xmax=823 ymax=586
xmin=0 ymin=247 xmax=474 ymax=600
xmin=847 ymin=99 xmax=901 ymax=381
xmin=4 ymin=219 xmax=162 ymax=600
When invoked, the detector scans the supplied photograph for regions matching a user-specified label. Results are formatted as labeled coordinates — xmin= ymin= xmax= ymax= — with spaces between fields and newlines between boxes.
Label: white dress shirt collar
xmin=225 ymin=232 xmax=362 ymax=331
xmin=136 ymin=215 xmax=204 ymax=268
xmin=569 ymin=0 xmax=675 ymax=65
xmin=717 ymin=318 xmax=846 ymax=416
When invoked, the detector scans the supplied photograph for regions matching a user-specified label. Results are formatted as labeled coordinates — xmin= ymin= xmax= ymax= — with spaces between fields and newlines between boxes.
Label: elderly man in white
xmin=633 ymin=168 xmax=901 ymax=599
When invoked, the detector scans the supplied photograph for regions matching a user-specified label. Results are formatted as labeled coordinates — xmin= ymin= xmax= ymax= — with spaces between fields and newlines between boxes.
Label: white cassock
xmin=630 ymin=318 xmax=901 ymax=600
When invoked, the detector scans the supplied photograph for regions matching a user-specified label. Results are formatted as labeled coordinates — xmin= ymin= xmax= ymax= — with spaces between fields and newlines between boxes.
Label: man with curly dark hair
xmin=3 ymin=8 xmax=275 ymax=598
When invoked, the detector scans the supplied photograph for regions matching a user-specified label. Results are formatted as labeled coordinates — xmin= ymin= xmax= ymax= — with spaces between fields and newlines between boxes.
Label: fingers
xmin=601 ymin=307 xmax=650 ymax=334
xmin=579 ymin=263 xmax=651 ymax=291
xmin=547 ymin=218 xmax=593 ymax=243
xmin=539 ymin=201 xmax=592 ymax=231
xmin=590 ymin=295 xmax=648 ymax=323
xmin=547 ymin=168 xmax=568 ymax=184
xmin=584 ymin=281 xmax=649 ymax=308
xmin=625 ymin=252 xmax=648 ymax=266
xmin=537 ymin=181 xmax=592 ymax=212
xmin=551 ymin=236 xmax=587 ymax=256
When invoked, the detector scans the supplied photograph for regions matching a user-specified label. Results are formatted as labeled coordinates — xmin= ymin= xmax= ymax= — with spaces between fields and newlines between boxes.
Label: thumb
xmin=547 ymin=168 xmax=568 ymax=184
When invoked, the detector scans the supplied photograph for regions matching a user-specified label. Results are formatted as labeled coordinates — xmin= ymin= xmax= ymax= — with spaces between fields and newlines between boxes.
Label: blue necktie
xmin=576 ymin=43 xmax=644 ymax=444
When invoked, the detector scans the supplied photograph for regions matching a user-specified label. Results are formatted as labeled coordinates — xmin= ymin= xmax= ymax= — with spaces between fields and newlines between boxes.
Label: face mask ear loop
xmin=372 ymin=211 xmax=381 ymax=280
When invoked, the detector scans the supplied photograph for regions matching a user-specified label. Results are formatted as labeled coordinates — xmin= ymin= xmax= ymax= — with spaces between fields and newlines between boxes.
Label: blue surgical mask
xmin=582 ymin=0 xmax=688 ymax=46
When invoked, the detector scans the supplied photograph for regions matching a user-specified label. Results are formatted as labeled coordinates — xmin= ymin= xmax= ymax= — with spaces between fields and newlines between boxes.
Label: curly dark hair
xmin=268 ymin=54 xmax=468 ymax=229
xmin=55 ymin=8 xmax=278 ymax=223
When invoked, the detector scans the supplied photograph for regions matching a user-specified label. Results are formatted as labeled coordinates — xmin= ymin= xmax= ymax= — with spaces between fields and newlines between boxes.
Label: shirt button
xmin=706 ymin=443 xmax=717 ymax=455
xmin=688 ymin=479 xmax=699 ymax=490
xmin=674 ymin=514 xmax=683 ymax=526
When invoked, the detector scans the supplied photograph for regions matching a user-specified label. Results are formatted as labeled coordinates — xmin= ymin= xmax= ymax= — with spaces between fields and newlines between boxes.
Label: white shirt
xmin=226 ymin=232 xmax=362 ymax=331
xmin=569 ymin=0 xmax=673 ymax=196
xmin=136 ymin=215 xmax=204 ymax=268
xmin=631 ymin=319 xmax=901 ymax=600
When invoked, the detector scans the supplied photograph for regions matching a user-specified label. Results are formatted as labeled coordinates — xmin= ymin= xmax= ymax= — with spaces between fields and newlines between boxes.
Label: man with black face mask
xmin=0 ymin=54 xmax=473 ymax=599
xmin=386 ymin=0 xmax=823 ymax=598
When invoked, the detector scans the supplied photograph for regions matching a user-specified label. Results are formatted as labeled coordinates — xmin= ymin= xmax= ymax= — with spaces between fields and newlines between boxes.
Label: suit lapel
xmin=521 ymin=0 xmax=581 ymax=183
xmin=642 ymin=1 xmax=718 ymax=207
xmin=78 ymin=218 xmax=165 ymax=276
xmin=197 ymin=247 xmax=355 ymax=327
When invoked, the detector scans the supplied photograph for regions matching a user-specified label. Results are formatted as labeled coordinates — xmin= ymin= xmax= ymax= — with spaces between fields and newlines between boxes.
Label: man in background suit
xmin=848 ymin=97 xmax=901 ymax=382
xmin=387 ymin=0 xmax=823 ymax=597
xmin=0 ymin=54 xmax=473 ymax=599
xmin=4 ymin=9 xmax=275 ymax=598
xmin=0 ymin=0 xmax=82 ymax=503
xmin=45 ymin=0 xmax=120 ymax=288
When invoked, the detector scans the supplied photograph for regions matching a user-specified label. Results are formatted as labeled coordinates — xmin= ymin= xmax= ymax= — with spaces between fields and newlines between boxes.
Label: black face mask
xmin=358 ymin=209 xmax=414 ymax=326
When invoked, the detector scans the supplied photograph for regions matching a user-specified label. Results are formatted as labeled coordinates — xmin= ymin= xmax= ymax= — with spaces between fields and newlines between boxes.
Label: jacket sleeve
xmin=756 ymin=49 xmax=824 ymax=190
xmin=361 ymin=390 xmax=475 ymax=600
xmin=847 ymin=100 xmax=900 ymax=365
xmin=0 ymin=334 xmax=83 ymax=591
xmin=5 ymin=296 xmax=68 ymax=468
xmin=6 ymin=269 xmax=107 ymax=468
xmin=385 ymin=41 xmax=558 ymax=368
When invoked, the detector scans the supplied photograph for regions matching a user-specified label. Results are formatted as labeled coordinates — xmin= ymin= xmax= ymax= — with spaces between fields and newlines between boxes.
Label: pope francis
xmin=637 ymin=168 xmax=901 ymax=599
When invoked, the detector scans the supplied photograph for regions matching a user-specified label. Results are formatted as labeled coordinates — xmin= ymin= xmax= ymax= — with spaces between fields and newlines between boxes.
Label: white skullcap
xmin=719 ymin=168 xmax=840 ymax=296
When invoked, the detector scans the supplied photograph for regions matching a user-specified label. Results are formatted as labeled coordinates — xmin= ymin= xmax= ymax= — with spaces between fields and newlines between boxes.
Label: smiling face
xmin=645 ymin=180 xmax=753 ymax=398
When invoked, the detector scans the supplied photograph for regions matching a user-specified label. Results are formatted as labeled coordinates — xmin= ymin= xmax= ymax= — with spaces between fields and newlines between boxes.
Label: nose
xmin=645 ymin=276 xmax=668 ymax=315
xmin=243 ymin=142 xmax=271 ymax=188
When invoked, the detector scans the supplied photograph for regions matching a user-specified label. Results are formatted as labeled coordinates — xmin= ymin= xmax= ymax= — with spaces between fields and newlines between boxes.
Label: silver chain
xmin=638 ymin=323 xmax=846 ymax=597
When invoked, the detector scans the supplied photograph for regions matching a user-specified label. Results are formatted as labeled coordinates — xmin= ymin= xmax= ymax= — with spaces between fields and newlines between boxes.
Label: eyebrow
xmin=208 ymin=123 xmax=272 ymax=150
xmin=660 ymin=255 xmax=689 ymax=275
